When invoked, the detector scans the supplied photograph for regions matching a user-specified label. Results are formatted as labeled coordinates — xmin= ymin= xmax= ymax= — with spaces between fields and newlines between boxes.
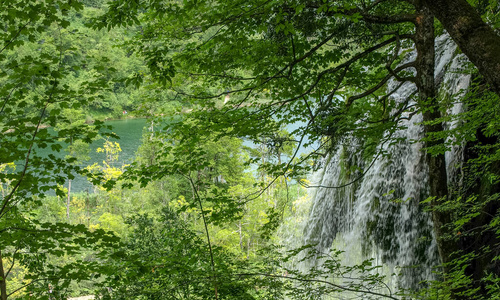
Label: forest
xmin=1 ymin=0 xmax=500 ymax=299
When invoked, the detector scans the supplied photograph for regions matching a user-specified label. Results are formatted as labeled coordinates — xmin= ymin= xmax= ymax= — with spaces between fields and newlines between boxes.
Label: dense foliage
xmin=1 ymin=0 xmax=500 ymax=299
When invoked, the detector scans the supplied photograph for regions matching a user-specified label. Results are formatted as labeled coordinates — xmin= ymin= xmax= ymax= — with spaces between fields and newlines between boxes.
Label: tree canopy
xmin=97 ymin=0 xmax=500 ymax=297
xmin=1 ymin=0 xmax=500 ymax=299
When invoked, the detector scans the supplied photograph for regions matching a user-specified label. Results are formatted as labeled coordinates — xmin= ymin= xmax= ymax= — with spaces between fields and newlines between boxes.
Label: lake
xmin=61 ymin=117 xmax=313 ymax=193
xmin=66 ymin=118 xmax=147 ymax=193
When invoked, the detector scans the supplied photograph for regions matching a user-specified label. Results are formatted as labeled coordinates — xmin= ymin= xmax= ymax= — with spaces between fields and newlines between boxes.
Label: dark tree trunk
xmin=416 ymin=2 xmax=500 ymax=296
xmin=414 ymin=2 xmax=456 ymax=269
xmin=422 ymin=0 xmax=500 ymax=96
xmin=0 ymin=250 xmax=7 ymax=300
xmin=459 ymin=128 xmax=500 ymax=295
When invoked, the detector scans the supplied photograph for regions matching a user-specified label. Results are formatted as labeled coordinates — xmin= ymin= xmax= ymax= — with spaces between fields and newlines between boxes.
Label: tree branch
xmin=234 ymin=273 xmax=398 ymax=300
xmin=346 ymin=61 xmax=416 ymax=107
xmin=185 ymin=175 xmax=219 ymax=300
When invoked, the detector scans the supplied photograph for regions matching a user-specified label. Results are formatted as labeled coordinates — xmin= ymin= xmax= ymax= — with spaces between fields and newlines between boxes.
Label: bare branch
xmin=301 ymin=127 xmax=398 ymax=190
xmin=346 ymin=61 xmax=416 ymax=107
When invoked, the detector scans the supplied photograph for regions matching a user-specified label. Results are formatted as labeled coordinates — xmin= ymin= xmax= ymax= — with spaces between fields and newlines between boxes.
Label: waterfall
xmin=296 ymin=34 xmax=471 ymax=294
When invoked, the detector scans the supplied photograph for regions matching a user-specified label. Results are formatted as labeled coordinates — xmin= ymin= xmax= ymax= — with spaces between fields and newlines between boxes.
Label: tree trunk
xmin=414 ymin=2 xmax=455 ymax=268
xmin=0 ymin=250 xmax=7 ymax=300
xmin=238 ymin=221 xmax=244 ymax=252
xmin=66 ymin=179 xmax=71 ymax=222
xmin=247 ymin=237 xmax=251 ymax=259
xmin=422 ymin=0 xmax=500 ymax=96
xmin=459 ymin=130 xmax=500 ymax=295
xmin=417 ymin=1 xmax=500 ymax=295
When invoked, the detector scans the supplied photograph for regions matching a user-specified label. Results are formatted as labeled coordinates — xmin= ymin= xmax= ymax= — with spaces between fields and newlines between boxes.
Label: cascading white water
xmin=295 ymin=34 xmax=471 ymax=296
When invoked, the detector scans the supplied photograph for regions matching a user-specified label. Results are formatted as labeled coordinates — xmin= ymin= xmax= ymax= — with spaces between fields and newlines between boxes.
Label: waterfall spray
xmin=279 ymin=34 xmax=472 ymax=297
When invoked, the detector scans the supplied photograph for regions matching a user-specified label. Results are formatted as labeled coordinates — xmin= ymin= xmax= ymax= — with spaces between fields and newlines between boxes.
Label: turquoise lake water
xmin=44 ymin=117 xmax=312 ymax=193
xmin=66 ymin=118 xmax=147 ymax=193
